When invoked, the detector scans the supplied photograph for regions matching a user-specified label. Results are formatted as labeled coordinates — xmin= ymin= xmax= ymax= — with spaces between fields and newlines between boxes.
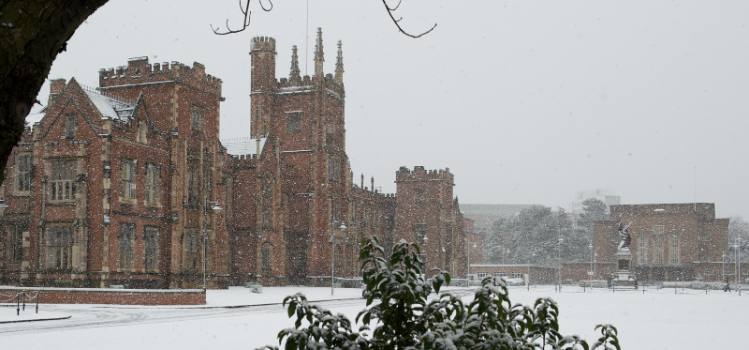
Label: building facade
xmin=0 ymin=30 xmax=473 ymax=289
xmin=592 ymin=203 xmax=728 ymax=282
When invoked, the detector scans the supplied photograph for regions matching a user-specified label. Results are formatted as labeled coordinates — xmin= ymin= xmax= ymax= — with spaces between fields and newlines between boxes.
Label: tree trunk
xmin=0 ymin=0 xmax=108 ymax=186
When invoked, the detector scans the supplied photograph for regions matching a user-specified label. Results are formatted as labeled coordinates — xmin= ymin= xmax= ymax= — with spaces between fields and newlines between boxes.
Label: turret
xmin=250 ymin=36 xmax=277 ymax=138
xmin=335 ymin=40 xmax=344 ymax=85
xmin=250 ymin=36 xmax=277 ymax=92
xmin=290 ymin=45 xmax=301 ymax=85
xmin=314 ymin=28 xmax=324 ymax=78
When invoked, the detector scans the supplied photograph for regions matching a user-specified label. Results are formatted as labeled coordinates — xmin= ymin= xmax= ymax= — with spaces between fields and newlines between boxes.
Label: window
xmin=327 ymin=122 xmax=335 ymax=135
xmin=477 ymin=272 xmax=489 ymax=279
xmin=118 ymin=223 xmax=135 ymax=270
xmin=145 ymin=163 xmax=160 ymax=206
xmin=16 ymin=153 xmax=31 ymax=193
xmin=704 ymin=268 xmax=713 ymax=275
xmin=47 ymin=226 xmax=73 ymax=270
xmin=187 ymin=165 xmax=200 ymax=208
xmin=495 ymin=272 xmax=507 ymax=278
xmin=286 ymin=112 xmax=302 ymax=133
xmin=65 ymin=114 xmax=75 ymax=138
xmin=190 ymin=107 xmax=204 ymax=132
xmin=185 ymin=230 xmax=200 ymax=272
xmin=328 ymin=154 xmax=340 ymax=181
xmin=670 ymin=235 xmax=679 ymax=264
xmin=49 ymin=160 xmax=76 ymax=201
xmin=512 ymin=272 xmax=524 ymax=279
xmin=639 ymin=236 xmax=648 ymax=264
xmin=414 ymin=188 xmax=424 ymax=204
xmin=144 ymin=227 xmax=159 ymax=272
xmin=331 ymin=200 xmax=341 ymax=228
xmin=414 ymin=223 xmax=427 ymax=246
xmin=653 ymin=232 xmax=664 ymax=264
xmin=7 ymin=224 xmax=26 ymax=262
xmin=261 ymin=175 xmax=273 ymax=228
xmin=137 ymin=121 xmax=147 ymax=143
xmin=120 ymin=159 xmax=135 ymax=199
xmin=261 ymin=243 xmax=272 ymax=273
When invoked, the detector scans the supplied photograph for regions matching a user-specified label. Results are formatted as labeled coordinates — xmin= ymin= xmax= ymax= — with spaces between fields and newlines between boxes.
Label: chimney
xmin=48 ymin=79 xmax=67 ymax=106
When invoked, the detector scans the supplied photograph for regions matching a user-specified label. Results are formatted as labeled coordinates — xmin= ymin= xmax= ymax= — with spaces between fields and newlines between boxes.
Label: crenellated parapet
xmin=350 ymin=184 xmax=397 ymax=202
xmin=98 ymin=57 xmax=222 ymax=96
xmin=251 ymin=36 xmax=276 ymax=53
xmin=395 ymin=166 xmax=454 ymax=183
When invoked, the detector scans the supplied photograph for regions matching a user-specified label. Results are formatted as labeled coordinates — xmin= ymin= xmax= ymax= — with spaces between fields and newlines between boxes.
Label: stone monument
xmin=612 ymin=222 xmax=637 ymax=289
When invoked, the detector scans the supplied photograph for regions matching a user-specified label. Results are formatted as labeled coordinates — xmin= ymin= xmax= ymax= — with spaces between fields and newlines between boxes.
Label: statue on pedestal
xmin=617 ymin=221 xmax=631 ymax=250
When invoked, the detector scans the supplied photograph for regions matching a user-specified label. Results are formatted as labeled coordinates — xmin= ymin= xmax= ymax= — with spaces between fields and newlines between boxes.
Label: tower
xmin=250 ymin=36 xmax=277 ymax=138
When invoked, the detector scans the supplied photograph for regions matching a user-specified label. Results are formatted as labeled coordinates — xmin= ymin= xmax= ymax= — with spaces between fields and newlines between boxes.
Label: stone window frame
xmin=136 ymin=120 xmax=147 ymax=144
xmin=145 ymin=163 xmax=161 ymax=207
xmin=119 ymin=158 xmax=136 ymax=203
xmin=669 ymin=235 xmax=679 ymax=264
xmin=46 ymin=225 xmax=73 ymax=271
xmin=414 ymin=188 xmax=424 ymax=204
xmin=15 ymin=152 xmax=32 ymax=195
xmin=184 ymin=230 xmax=201 ymax=273
xmin=6 ymin=222 xmax=28 ymax=262
xmin=638 ymin=235 xmax=648 ymax=264
xmin=653 ymin=225 xmax=665 ymax=264
xmin=261 ymin=174 xmax=274 ymax=229
xmin=286 ymin=111 xmax=302 ymax=133
xmin=186 ymin=163 xmax=201 ymax=209
xmin=190 ymin=106 xmax=205 ymax=132
xmin=261 ymin=242 xmax=273 ymax=273
xmin=48 ymin=159 xmax=77 ymax=202
xmin=118 ymin=222 xmax=136 ymax=271
xmin=143 ymin=226 xmax=159 ymax=272
xmin=64 ymin=113 xmax=76 ymax=139
xmin=413 ymin=223 xmax=427 ymax=246
xmin=328 ymin=153 xmax=341 ymax=182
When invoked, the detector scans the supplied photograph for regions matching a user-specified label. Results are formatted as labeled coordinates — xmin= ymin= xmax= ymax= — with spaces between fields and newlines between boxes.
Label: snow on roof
xmin=222 ymin=136 xmax=267 ymax=156
xmin=81 ymin=85 xmax=135 ymax=120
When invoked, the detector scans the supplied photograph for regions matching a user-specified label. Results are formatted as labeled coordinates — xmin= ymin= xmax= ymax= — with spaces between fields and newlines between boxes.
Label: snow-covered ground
xmin=1 ymin=285 xmax=746 ymax=349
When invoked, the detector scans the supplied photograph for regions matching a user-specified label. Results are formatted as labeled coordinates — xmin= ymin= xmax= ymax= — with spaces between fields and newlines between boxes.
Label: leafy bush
xmin=259 ymin=237 xmax=621 ymax=350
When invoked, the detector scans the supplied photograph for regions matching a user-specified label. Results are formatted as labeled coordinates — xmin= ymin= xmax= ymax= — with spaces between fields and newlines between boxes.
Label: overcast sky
xmin=30 ymin=0 xmax=749 ymax=218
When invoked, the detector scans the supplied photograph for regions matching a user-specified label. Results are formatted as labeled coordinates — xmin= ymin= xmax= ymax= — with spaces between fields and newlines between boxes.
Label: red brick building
xmin=0 ymin=30 xmax=473 ymax=288
xmin=592 ymin=203 xmax=729 ymax=282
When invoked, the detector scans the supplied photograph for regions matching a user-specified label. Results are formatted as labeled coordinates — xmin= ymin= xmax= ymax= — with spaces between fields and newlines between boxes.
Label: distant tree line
xmin=483 ymin=198 xmax=608 ymax=266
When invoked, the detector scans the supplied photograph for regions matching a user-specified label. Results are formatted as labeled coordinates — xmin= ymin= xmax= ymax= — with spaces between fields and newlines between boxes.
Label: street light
xmin=589 ymin=243 xmax=593 ymax=281
xmin=203 ymin=196 xmax=222 ymax=290
xmin=330 ymin=223 xmax=346 ymax=296
xmin=558 ymin=237 xmax=563 ymax=288
xmin=466 ymin=242 xmax=477 ymax=284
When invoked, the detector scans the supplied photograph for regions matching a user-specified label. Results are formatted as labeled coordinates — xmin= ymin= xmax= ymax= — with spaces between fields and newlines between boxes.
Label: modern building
xmin=571 ymin=189 xmax=620 ymax=214
xmin=0 ymin=30 xmax=473 ymax=289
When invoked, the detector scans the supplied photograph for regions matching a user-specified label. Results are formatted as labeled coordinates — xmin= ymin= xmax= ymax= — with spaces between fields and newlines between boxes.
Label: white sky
xmin=30 ymin=0 xmax=749 ymax=218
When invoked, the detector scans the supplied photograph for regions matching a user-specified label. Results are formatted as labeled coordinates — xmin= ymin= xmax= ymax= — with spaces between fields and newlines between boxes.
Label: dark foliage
xmin=259 ymin=237 xmax=621 ymax=350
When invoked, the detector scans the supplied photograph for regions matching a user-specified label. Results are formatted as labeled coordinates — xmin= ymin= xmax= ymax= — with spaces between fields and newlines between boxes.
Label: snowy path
xmin=0 ymin=286 xmax=746 ymax=349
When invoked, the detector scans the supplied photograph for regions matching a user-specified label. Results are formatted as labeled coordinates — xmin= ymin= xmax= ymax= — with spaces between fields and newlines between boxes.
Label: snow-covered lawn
xmin=1 ymin=285 xmax=746 ymax=349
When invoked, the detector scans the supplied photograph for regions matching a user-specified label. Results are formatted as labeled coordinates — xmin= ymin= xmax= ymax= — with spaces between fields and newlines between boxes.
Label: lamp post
xmin=558 ymin=237 xmax=563 ymax=288
xmin=329 ymin=223 xmax=346 ymax=296
xmin=738 ymin=237 xmax=742 ymax=291
xmin=589 ymin=243 xmax=594 ymax=281
xmin=203 ymin=196 xmax=222 ymax=290
xmin=466 ymin=242 xmax=477 ymax=283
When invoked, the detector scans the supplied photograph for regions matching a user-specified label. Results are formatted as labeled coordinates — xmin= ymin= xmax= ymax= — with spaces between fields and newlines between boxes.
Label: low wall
xmin=0 ymin=287 xmax=205 ymax=305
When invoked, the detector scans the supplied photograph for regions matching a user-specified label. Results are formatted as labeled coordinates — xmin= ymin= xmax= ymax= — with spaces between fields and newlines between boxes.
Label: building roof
xmin=221 ymin=136 xmax=267 ymax=156
xmin=81 ymin=85 xmax=135 ymax=120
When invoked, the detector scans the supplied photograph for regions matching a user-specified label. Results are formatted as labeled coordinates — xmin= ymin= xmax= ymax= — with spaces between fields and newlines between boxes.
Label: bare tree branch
xmin=381 ymin=0 xmax=436 ymax=38
xmin=211 ymin=0 xmax=272 ymax=36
